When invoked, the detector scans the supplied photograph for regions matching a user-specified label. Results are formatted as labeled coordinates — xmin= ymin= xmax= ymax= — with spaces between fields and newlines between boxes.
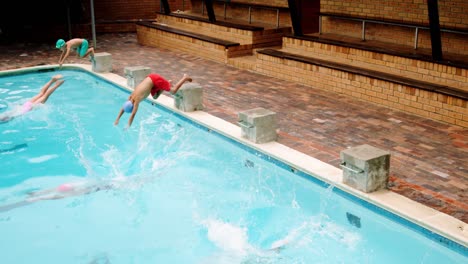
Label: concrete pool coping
xmin=2 ymin=64 xmax=467 ymax=250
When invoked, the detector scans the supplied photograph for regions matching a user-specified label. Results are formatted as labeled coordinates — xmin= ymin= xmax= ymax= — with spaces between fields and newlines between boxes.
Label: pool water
xmin=0 ymin=69 xmax=466 ymax=263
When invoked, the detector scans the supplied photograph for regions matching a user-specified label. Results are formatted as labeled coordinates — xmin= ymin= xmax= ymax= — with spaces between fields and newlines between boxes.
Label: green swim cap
xmin=56 ymin=39 xmax=65 ymax=49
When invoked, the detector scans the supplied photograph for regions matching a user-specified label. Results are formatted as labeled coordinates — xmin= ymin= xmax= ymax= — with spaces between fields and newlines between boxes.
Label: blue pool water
xmin=0 ymin=69 xmax=466 ymax=263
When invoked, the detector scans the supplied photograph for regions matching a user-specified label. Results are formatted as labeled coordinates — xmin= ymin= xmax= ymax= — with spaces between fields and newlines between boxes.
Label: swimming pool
xmin=0 ymin=66 xmax=466 ymax=263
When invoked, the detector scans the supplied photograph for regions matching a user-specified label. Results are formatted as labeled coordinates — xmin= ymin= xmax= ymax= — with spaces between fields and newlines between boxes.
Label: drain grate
xmin=244 ymin=159 xmax=254 ymax=168
xmin=346 ymin=212 xmax=361 ymax=228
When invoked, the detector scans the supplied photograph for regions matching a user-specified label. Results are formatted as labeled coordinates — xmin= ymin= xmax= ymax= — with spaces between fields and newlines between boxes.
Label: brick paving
xmin=0 ymin=33 xmax=466 ymax=223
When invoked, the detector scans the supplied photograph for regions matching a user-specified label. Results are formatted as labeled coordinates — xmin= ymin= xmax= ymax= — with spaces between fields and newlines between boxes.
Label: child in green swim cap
xmin=56 ymin=38 xmax=95 ymax=67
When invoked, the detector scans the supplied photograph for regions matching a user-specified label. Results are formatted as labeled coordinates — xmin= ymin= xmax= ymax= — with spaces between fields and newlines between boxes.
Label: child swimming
xmin=0 ymin=75 xmax=64 ymax=123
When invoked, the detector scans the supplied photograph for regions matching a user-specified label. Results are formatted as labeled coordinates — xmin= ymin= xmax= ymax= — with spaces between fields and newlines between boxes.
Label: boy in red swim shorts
xmin=114 ymin=73 xmax=192 ymax=127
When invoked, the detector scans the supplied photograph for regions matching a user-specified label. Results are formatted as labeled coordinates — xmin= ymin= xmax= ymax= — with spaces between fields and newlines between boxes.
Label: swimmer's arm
xmin=0 ymin=115 xmax=13 ymax=123
xmin=114 ymin=108 xmax=124 ymax=125
xmin=128 ymin=103 xmax=139 ymax=127
xmin=58 ymin=50 xmax=65 ymax=66
xmin=127 ymin=104 xmax=139 ymax=127
xmin=170 ymin=74 xmax=192 ymax=95
xmin=59 ymin=47 xmax=71 ymax=66
xmin=26 ymin=193 xmax=63 ymax=202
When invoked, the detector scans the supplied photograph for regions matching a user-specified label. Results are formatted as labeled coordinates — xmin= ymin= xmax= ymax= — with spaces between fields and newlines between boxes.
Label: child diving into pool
xmin=114 ymin=73 xmax=193 ymax=128
xmin=0 ymin=75 xmax=65 ymax=123
xmin=56 ymin=38 xmax=95 ymax=67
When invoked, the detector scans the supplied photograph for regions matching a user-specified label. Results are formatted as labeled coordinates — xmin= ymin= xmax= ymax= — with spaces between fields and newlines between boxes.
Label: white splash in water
xmin=197 ymin=217 xmax=285 ymax=264
xmin=28 ymin=154 xmax=59 ymax=163
xmin=279 ymin=215 xmax=362 ymax=251
xmin=203 ymin=218 xmax=251 ymax=255
xmin=69 ymin=114 xmax=98 ymax=177
xmin=291 ymin=191 xmax=301 ymax=209
xmin=101 ymin=145 xmax=126 ymax=179
xmin=2 ymin=130 xmax=19 ymax=134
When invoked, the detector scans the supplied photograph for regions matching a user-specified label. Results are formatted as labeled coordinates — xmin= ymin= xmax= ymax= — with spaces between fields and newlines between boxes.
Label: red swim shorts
xmin=148 ymin=73 xmax=171 ymax=97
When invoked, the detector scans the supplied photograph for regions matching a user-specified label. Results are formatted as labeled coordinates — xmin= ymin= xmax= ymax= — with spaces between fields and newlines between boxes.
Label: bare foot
xmin=52 ymin=74 xmax=63 ymax=81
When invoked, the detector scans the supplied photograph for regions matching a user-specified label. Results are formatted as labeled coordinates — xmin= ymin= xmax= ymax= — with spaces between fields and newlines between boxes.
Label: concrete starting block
xmin=238 ymin=108 xmax=277 ymax=144
xmin=92 ymin=52 xmax=112 ymax=73
xmin=340 ymin=144 xmax=391 ymax=193
xmin=174 ymin=82 xmax=204 ymax=112
xmin=124 ymin=66 xmax=151 ymax=88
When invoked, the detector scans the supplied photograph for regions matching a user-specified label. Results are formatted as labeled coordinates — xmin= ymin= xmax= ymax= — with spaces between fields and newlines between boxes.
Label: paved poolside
xmin=0 ymin=33 xmax=466 ymax=223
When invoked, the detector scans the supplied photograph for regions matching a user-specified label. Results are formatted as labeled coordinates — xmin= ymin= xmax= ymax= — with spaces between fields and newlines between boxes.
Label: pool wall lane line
xmin=5 ymin=64 xmax=467 ymax=251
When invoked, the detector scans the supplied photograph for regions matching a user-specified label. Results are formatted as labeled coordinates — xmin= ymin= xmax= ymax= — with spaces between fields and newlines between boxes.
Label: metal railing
xmin=201 ymin=0 xmax=282 ymax=28
xmin=319 ymin=14 xmax=468 ymax=50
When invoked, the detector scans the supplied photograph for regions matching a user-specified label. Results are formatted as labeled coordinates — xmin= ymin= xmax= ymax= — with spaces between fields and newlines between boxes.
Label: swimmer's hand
xmin=114 ymin=120 xmax=119 ymax=126
xmin=183 ymin=73 xmax=193 ymax=82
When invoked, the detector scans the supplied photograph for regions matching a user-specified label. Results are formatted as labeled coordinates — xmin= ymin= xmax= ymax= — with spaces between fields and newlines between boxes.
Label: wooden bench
xmin=288 ymin=34 xmax=468 ymax=70
xmin=163 ymin=12 xmax=264 ymax=31
xmin=257 ymin=48 xmax=468 ymax=100
xmin=319 ymin=12 xmax=468 ymax=50
xmin=137 ymin=21 xmax=240 ymax=48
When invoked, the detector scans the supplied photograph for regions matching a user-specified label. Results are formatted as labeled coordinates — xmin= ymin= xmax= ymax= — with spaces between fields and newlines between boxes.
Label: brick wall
xmin=281 ymin=37 xmax=467 ymax=92
xmin=77 ymin=0 xmax=191 ymax=32
xmin=321 ymin=0 xmax=468 ymax=55
xmin=89 ymin=1 xmax=159 ymax=20
xmin=190 ymin=0 xmax=292 ymax=27
xmin=157 ymin=14 xmax=254 ymax=44
xmin=322 ymin=19 xmax=468 ymax=55
xmin=321 ymin=0 xmax=468 ymax=29
xmin=256 ymin=51 xmax=468 ymax=128
xmin=137 ymin=24 xmax=230 ymax=63
xmin=79 ymin=0 xmax=191 ymax=21
xmin=231 ymin=0 xmax=289 ymax=8
xmin=95 ymin=22 xmax=138 ymax=33
xmin=76 ymin=0 xmax=191 ymax=34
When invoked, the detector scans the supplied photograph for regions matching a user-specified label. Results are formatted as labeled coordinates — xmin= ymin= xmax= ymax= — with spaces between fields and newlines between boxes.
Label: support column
xmin=205 ymin=0 xmax=217 ymax=22
xmin=161 ymin=0 xmax=171 ymax=15
xmin=287 ymin=0 xmax=303 ymax=36
xmin=427 ymin=0 xmax=443 ymax=61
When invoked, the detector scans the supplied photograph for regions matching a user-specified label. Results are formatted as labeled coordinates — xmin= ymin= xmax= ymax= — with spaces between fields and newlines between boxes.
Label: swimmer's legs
xmin=35 ymin=80 xmax=64 ymax=104
xmin=84 ymin=47 xmax=95 ymax=59
xmin=30 ymin=75 xmax=63 ymax=103
xmin=0 ymin=200 xmax=32 ymax=213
